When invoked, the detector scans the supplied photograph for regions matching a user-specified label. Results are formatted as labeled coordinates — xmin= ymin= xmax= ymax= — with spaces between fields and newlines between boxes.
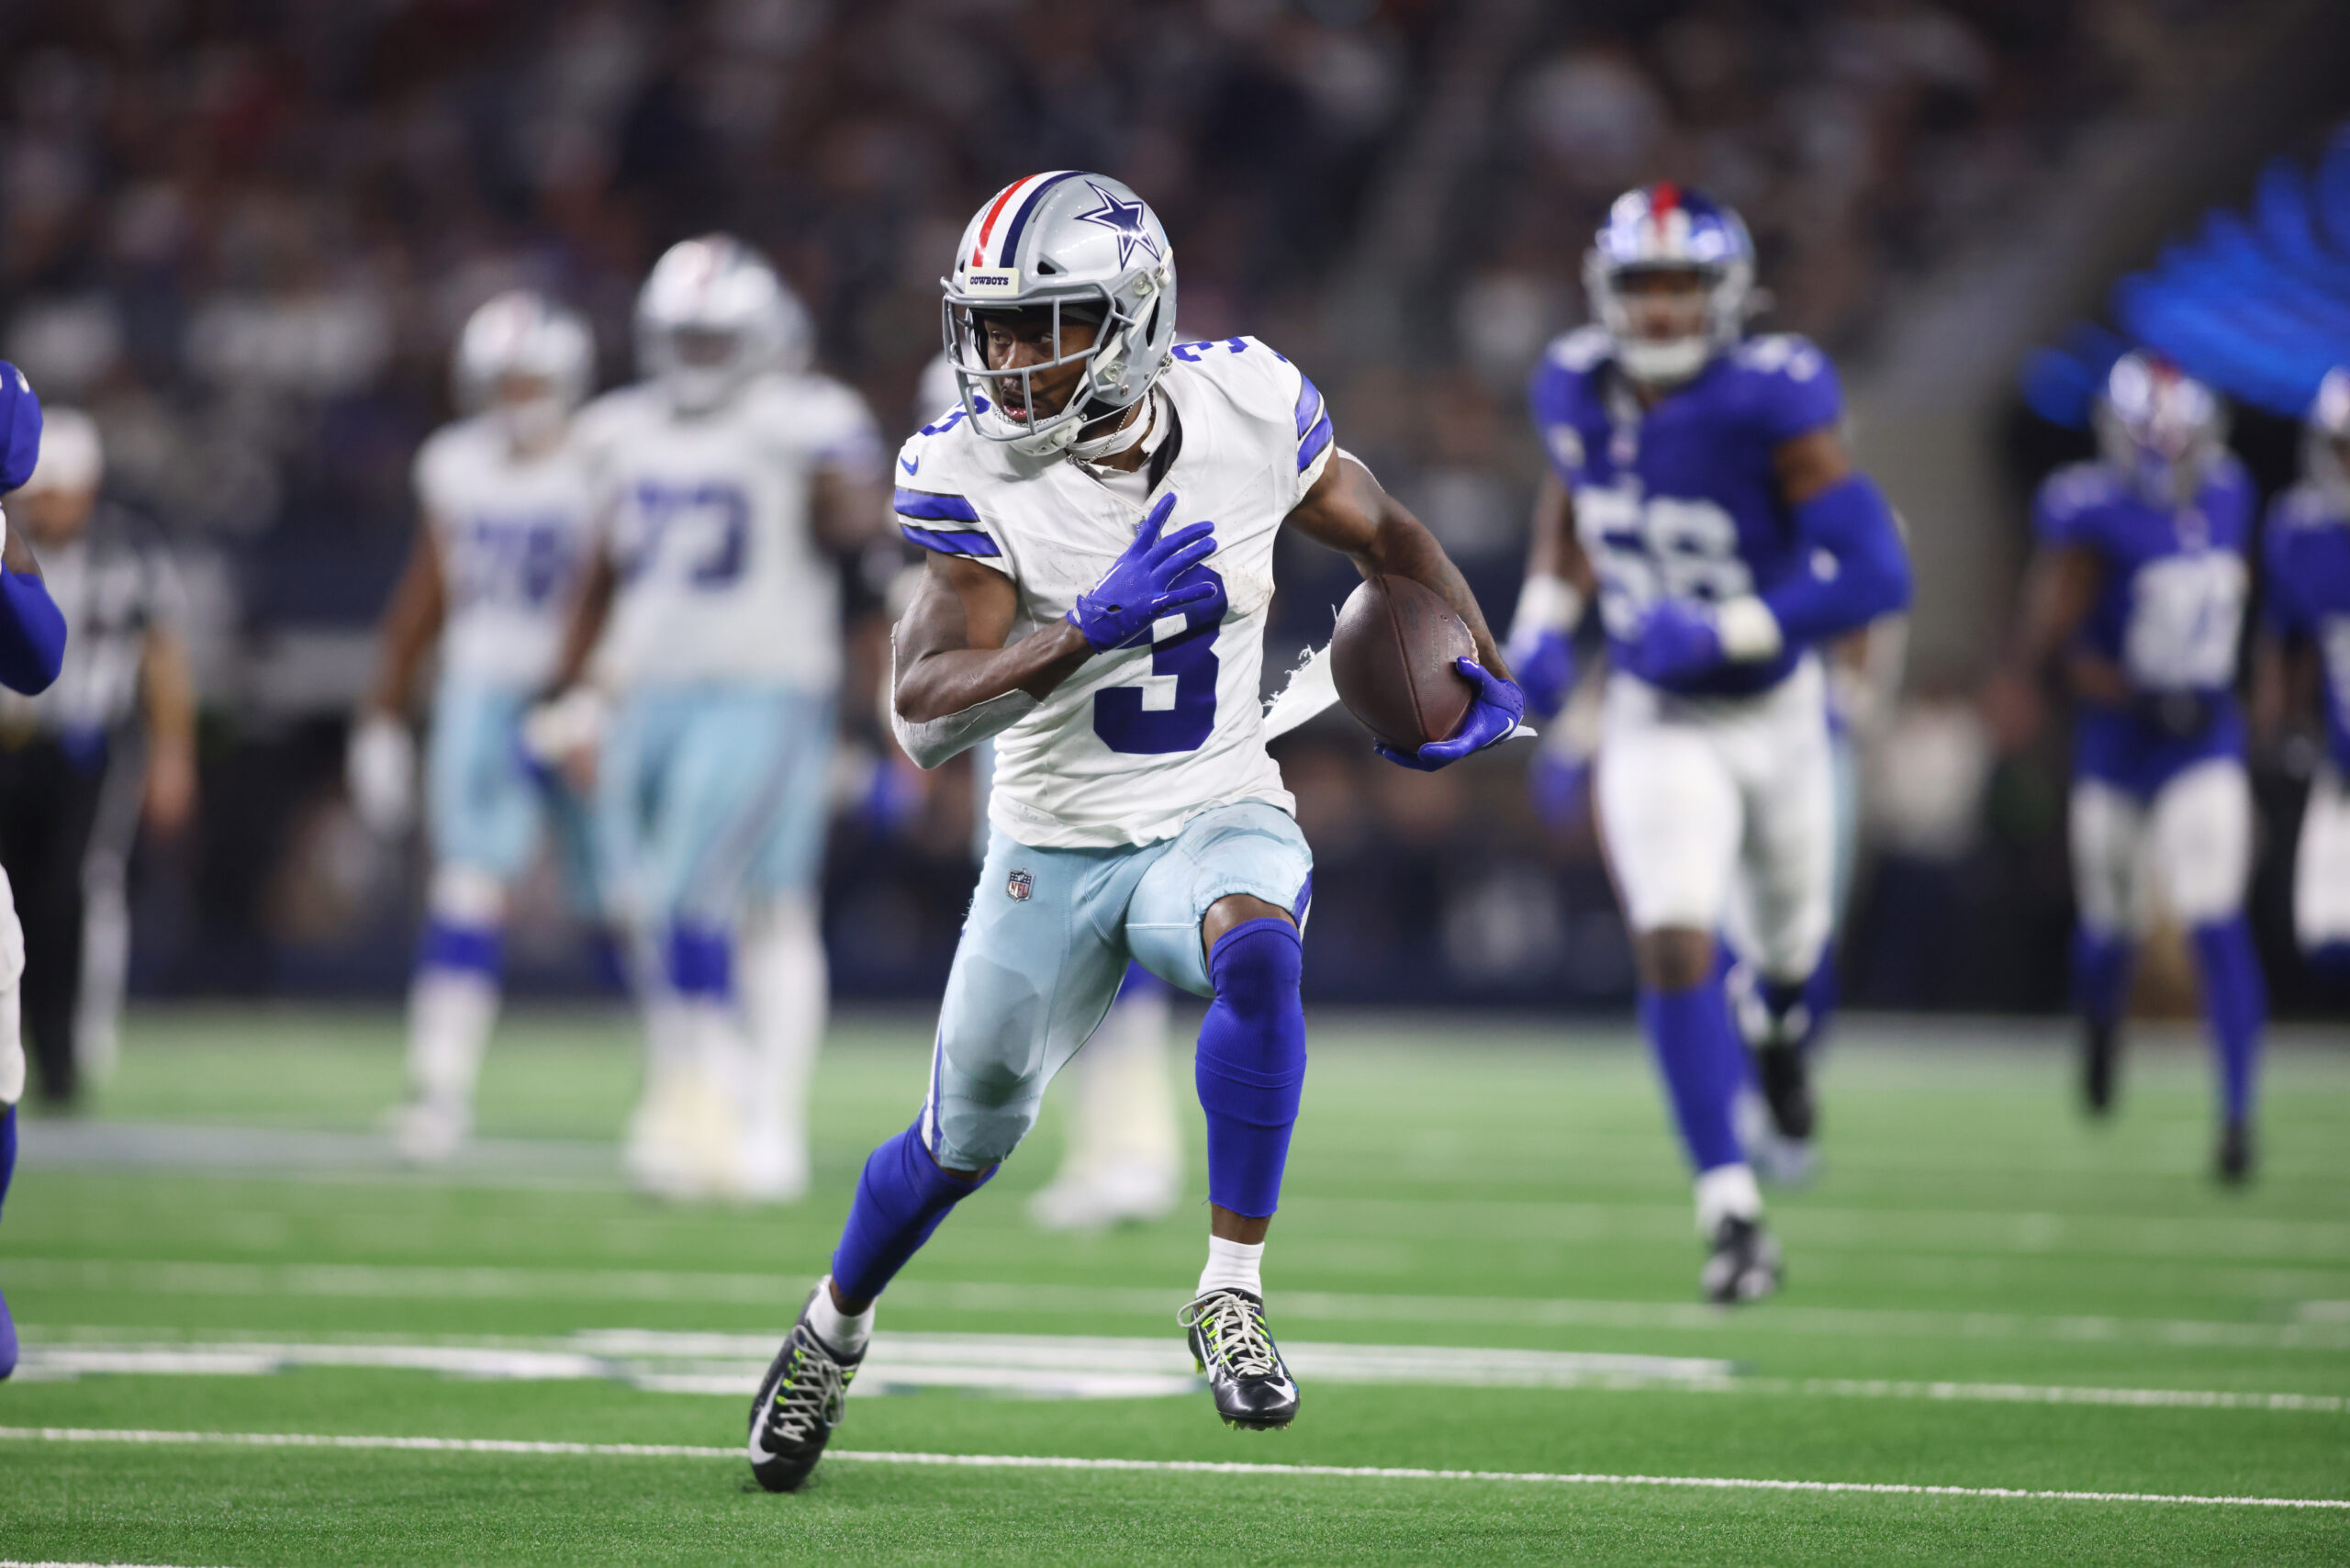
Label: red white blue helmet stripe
xmin=968 ymin=171 xmax=1081 ymax=270
xmin=1593 ymin=181 xmax=1754 ymax=272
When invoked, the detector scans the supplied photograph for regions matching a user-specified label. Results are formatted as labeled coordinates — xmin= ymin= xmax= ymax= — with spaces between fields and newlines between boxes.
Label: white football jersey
xmin=415 ymin=416 xmax=599 ymax=689
xmin=897 ymin=336 xmax=1337 ymax=849
xmin=577 ymin=371 xmax=882 ymax=689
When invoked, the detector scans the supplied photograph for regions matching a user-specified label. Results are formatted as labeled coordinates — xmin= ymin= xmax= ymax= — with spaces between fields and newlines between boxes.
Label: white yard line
xmin=8 ymin=1331 xmax=2344 ymax=1413
xmin=0 ymin=1427 xmax=2342 ymax=1511
xmin=9 ymin=1257 xmax=2345 ymax=1350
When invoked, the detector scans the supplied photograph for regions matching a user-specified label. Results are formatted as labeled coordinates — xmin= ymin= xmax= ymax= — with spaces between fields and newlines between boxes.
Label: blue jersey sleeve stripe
xmin=1297 ymin=410 xmax=1334 ymax=473
xmin=900 ymin=523 xmax=1002 ymax=558
xmin=893 ymin=487 xmax=981 ymax=523
xmin=1292 ymin=374 xmax=1326 ymax=439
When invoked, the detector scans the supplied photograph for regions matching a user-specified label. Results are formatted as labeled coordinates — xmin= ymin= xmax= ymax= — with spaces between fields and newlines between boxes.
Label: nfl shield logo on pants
xmin=1007 ymin=869 xmax=1034 ymax=902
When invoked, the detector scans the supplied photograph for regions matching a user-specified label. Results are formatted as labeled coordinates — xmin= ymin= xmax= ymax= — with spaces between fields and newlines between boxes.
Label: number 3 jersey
xmin=896 ymin=336 xmax=1337 ymax=850
xmin=575 ymin=372 xmax=883 ymax=691
xmin=2032 ymin=456 xmax=2255 ymax=790
xmin=413 ymin=416 xmax=599 ymax=690
xmin=1528 ymin=326 xmax=1845 ymax=700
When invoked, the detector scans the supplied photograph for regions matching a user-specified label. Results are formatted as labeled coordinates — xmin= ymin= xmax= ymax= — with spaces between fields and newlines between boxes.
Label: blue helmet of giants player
xmin=1583 ymin=183 xmax=1756 ymax=386
xmin=635 ymin=235 xmax=811 ymax=415
xmin=940 ymin=172 xmax=1180 ymax=457
xmin=453 ymin=290 xmax=594 ymax=447
xmin=2094 ymin=351 xmax=2226 ymax=508
xmin=2304 ymin=366 xmax=2350 ymax=504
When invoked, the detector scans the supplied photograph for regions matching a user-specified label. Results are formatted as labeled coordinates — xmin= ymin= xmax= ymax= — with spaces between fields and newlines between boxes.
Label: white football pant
xmin=2069 ymin=758 xmax=2252 ymax=937
xmin=2294 ymin=764 xmax=2350 ymax=951
xmin=1595 ymin=655 xmax=1835 ymax=982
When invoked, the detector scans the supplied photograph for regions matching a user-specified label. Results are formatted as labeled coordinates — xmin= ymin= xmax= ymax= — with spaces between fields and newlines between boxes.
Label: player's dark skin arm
xmin=364 ymin=523 xmax=449 ymax=717
xmin=544 ymin=545 xmax=618 ymax=697
xmin=811 ymin=465 xmax=890 ymax=555
xmin=1983 ymin=543 xmax=2121 ymax=757
xmin=1524 ymin=472 xmax=1599 ymax=599
xmin=1286 ymin=453 xmax=1513 ymax=679
xmin=3 ymin=527 xmax=42 ymax=579
xmin=2250 ymin=633 xmax=2321 ymax=747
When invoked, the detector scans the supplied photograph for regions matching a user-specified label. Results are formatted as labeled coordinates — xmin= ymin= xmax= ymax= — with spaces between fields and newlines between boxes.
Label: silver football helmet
xmin=635 ymin=235 xmax=811 ymax=414
xmin=454 ymin=291 xmax=594 ymax=445
xmin=940 ymin=172 xmax=1179 ymax=456
xmin=2094 ymin=351 xmax=2227 ymax=507
xmin=2304 ymin=366 xmax=2350 ymax=504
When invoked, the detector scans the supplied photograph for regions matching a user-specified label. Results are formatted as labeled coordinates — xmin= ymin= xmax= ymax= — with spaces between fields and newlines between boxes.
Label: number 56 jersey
xmin=897 ymin=336 xmax=1336 ymax=849
xmin=1528 ymin=326 xmax=1844 ymax=699
xmin=576 ymin=371 xmax=882 ymax=691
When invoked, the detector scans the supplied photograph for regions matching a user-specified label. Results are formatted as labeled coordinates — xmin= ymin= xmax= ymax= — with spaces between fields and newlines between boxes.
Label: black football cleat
xmin=2082 ymin=1019 xmax=2120 ymax=1115
xmin=1753 ymin=1040 xmax=1818 ymax=1144
xmin=2216 ymin=1120 xmax=2254 ymax=1185
xmin=1181 ymin=1288 xmax=1300 ymax=1430
xmin=1702 ymin=1215 xmax=1782 ymax=1305
xmin=747 ymin=1294 xmax=862 ymax=1494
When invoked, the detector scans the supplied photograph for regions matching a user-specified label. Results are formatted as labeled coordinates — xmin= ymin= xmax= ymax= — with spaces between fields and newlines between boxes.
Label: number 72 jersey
xmin=895 ymin=336 xmax=1336 ymax=849
xmin=576 ymin=371 xmax=882 ymax=691
xmin=1528 ymin=327 xmax=1846 ymax=698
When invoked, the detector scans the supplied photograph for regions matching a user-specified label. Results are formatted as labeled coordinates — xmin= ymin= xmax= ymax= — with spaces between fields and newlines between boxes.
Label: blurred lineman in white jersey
xmin=916 ymin=354 xmax=1181 ymax=1231
xmin=539 ymin=236 xmax=887 ymax=1201
xmin=352 ymin=292 xmax=604 ymax=1162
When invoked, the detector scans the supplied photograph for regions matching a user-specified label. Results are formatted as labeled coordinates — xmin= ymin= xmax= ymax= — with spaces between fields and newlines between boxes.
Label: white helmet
xmin=2304 ymin=366 xmax=2350 ymax=505
xmin=940 ymin=172 xmax=1178 ymax=456
xmin=635 ymin=235 xmax=811 ymax=414
xmin=453 ymin=291 xmax=593 ymax=446
xmin=2094 ymin=351 xmax=2227 ymax=508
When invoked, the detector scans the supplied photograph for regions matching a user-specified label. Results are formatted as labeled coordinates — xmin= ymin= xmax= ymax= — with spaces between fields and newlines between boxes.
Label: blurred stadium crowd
xmin=0 ymin=0 xmax=2324 ymax=1012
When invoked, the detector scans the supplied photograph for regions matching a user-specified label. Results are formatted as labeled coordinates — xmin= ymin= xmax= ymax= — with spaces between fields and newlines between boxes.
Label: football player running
xmin=915 ymin=351 xmax=1185 ymax=1234
xmin=747 ymin=173 xmax=1521 ymax=1492
xmin=1507 ymin=185 xmax=1912 ymax=1303
xmin=1994 ymin=352 xmax=2264 ymax=1181
xmin=541 ymin=237 xmax=888 ymax=1201
xmin=353 ymin=293 xmax=606 ymax=1163
xmin=0 ymin=361 xmax=71 ymax=1378
xmin=2256 ymin=367 xmax=2350 ymax=986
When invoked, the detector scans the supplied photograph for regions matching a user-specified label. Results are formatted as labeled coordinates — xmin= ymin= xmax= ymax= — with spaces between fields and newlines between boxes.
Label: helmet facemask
xmin=1586 ymin=254 xmax=1751 ymax=387
xmin=943 ymin=280 xmax=1164 ymax=456
xmin=634 ymin=236 xmax=809 ymax=417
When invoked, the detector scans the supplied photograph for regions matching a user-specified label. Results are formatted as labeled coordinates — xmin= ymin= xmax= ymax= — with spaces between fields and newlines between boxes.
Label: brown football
xmin=1328 ymin=575 xmax=1478 ymax=751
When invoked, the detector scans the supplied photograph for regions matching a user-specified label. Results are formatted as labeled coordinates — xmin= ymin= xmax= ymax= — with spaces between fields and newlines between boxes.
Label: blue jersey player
xmin=2258 ymin=367 xmax=2350 ymax=983
xmin=2000 ymin=351 xmax=2265 ymax=1182
xmin=1507 ymin=185 xmax=1911 ymax=1302
xmin=0 ymin=361 xmax=72 ymax=1378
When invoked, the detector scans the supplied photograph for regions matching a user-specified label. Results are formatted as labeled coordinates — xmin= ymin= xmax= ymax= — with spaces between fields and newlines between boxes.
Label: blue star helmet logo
xmin=1073 ymin=182 xmax=1163 ymax=270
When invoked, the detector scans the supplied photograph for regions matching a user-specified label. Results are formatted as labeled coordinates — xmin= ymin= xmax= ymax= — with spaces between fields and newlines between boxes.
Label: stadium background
xmin=2 ymin=0 xmax=2347 ymax=1017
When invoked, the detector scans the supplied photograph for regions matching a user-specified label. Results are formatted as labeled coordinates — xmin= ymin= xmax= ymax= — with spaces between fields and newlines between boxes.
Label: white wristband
xmin=1714 ymin=597 xmax=1785 ymax=662
xmin=1509 ymin=574 xmax=1584 ymax=644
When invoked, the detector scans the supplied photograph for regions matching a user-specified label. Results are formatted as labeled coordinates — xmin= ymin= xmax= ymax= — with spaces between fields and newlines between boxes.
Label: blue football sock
xmin=2191 ymin=917 xmax=2266 ymax=1125
xmin=419 ymin=918 xmax=502 ymax=979
xmin=2 ymin=1103 xmax=17 ymax=1378
xmin=830 ymin=1117 xmax=993 ymax=1305
xmin=666 ymin=924 xmax=733 ymax=1000
xmin=1194 ymin=917 xmax=1306 ymax=1219
xmin=2071 ymin=925 xmax=2132 ymax=1030
xmin=1639 ymin=981 xmax=1745 ymax=1173
xmin=1115 ymin=959 xmax=1167 ymax=1003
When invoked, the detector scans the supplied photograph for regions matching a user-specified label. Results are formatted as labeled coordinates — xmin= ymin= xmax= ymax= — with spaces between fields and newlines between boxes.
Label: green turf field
xmin=1 ymin=1006 xmax=2345 ymax=1565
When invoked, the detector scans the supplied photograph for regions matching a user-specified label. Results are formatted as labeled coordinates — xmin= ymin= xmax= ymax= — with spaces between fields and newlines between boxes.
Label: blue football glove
xmin=1376 ymin=657 xmax=1526 ymax=771
xmin=1508 ymin=627 xmax=1576 ymax=721
xmin=0 ymin=362 xmax=42 ymax=494
xmin=1621 ymin=600 xmax=1728 ymax=685
xmin=1067 ymin=492 xmax=1219 ymax=653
